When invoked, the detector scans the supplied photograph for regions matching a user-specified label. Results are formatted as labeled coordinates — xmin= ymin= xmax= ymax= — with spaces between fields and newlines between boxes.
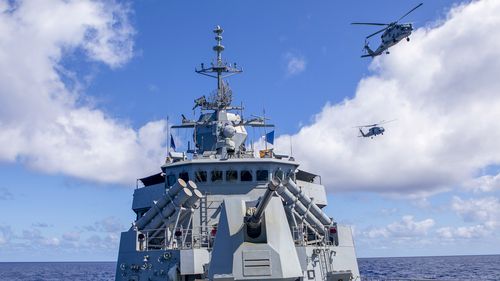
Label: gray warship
xmin=115 ymin=26 xmax=360 ymax=281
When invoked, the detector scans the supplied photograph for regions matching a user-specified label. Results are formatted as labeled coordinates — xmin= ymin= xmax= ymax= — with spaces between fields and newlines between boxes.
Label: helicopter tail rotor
xmin=361 ymin=42 xmax=376 ymax=58
xmin=362 ymin=40 xmax=369 ymax=52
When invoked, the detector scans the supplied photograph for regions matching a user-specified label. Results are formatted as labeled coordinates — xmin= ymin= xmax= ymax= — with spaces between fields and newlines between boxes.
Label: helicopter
xmin=352 ymin=3 xmax=423 ymax=58
xmin=355 ymin=120 xmax=396 ymax=139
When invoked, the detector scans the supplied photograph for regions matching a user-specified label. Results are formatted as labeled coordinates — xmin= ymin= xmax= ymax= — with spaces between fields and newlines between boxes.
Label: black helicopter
xmin=352 ymin=3 xmax=423 ymax=58
xmin=356 ymin=120 xmax=396 ymax=139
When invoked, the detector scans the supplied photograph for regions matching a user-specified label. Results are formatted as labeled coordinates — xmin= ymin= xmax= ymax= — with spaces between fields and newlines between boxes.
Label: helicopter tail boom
xmin=361 ymin=44 xmax=377 ymax=58
xmin=359 ymin=128 xmax=367 ymax=137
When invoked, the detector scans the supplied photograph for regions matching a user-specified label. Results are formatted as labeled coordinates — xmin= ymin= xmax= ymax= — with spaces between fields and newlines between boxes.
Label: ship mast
xmin=195 ymin=25 xmax=243 ymax=110
xmin=172 ymin=25 xmax=273 ymax=157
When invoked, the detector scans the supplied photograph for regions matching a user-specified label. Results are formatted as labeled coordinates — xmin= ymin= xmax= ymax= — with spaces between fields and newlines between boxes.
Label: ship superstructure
xmin=115 ymin=26 xmax=360 ymax=281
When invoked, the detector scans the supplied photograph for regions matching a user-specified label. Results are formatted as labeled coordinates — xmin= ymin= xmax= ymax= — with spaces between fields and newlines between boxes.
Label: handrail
xmin=140 ymin=225 xmax=214 ymax=251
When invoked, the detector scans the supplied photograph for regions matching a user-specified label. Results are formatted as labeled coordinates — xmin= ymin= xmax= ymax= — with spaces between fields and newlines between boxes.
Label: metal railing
xmin=139 ymin=225 xmax=214 ymax=251
xmin=141 ymin=225 xmax=331 ymax=251
xmin=290 ymin=224 xmax=332 ymax=247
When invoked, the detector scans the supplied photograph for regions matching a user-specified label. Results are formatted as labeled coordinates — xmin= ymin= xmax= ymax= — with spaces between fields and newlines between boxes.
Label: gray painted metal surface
xmin=115 ymin=26 xmax=360 ymax=281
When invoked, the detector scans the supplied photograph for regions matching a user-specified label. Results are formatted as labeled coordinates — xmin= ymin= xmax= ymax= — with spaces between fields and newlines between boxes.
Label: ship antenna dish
xmin=195 ymin=25 xmax=243 ymax=110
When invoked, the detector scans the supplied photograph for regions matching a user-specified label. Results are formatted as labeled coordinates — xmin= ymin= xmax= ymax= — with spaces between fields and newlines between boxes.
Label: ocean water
xmin=0 ymin=262 xmax=115 ymax=281
xmin=0 ymin=255 xmax=498 ymax=280
xmin=358 ymin=255 xmax=500 ymax=280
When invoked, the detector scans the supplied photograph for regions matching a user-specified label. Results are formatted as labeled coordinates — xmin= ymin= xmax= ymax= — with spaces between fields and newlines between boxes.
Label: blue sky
xmin=1 ymin=0 xmax=500 ymax=261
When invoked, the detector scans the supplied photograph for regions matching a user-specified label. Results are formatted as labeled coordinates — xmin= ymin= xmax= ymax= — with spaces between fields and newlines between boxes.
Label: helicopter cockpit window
xmin=166 ymin=174 xmax=177 ymax=187
xmin=240 ymin=170 xmax=253 ymax=182
xmin=211 ymin=170 xmax=223 ymax=182
xmin=226 ymin=170 xmax=238 ymax=182
xmin=256 ymin=170 xmax=269 ymax=182
xmin=179 ymin=172 xmax=189 ymax=182
xmin=195 ymin=171 xmax=207 ymax=183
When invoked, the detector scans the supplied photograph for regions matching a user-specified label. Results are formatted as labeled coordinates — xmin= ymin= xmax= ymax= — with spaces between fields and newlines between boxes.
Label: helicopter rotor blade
xmin=366 ymin=27 xmax=388 ymax=39
xmin=397 ymin=3 xmax=423 ymax=22
xmin=354 ymin=124 xmax=377 ymax=128
xmin=351 ymin=22 xmax=389 ymax=26
xmin=355 ymin=119 xmax=397 ymax=128
xmin=379 ymin=119 xmax=397 ymax=125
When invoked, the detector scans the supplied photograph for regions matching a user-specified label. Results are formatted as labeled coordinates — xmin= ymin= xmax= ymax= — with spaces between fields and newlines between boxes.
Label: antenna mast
xmin=195 ymin=25 xmax=243 ymax=110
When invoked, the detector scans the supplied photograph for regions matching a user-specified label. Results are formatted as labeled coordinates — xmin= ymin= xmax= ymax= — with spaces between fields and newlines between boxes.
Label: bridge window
xmin=240 ymin=170 xmax=253 ymax=182
xmin=179 ymin=172 xmax=189 ymax=182
xmin=211 ymin=170 xmax=223 ymax=182
xmin=226 ymin=170 xmax=238 ymax=182
xmin=256 ymin=170 xmax=269 ymax=182
xmin=195 ymin=171 xmax=207 ymax=183
xmin=166 ymin=174 xmax=177 ymax=187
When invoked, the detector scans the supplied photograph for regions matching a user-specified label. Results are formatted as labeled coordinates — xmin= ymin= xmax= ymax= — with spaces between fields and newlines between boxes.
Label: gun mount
xmin=245 ymin=178 xmax=279 ymax=238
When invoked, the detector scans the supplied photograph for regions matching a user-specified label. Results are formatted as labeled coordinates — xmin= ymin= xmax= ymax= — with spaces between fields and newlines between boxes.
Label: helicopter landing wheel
xmin=407 ymin=37 xmax=410 ymax=42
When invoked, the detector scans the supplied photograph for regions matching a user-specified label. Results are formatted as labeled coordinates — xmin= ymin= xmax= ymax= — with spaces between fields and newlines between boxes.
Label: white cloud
xmin=436 ymin=196 xmax=500 ymax=240
xmin=437 ymin=224 xmax=491 ymax=239
xmin=0 ymin=225 xmax=12 ymax=246
xmin=284 ymin=52 xmax=306 ymax=76
xmin=21 ymin=228 xmax=61 ymax=247
xmin=363 ymin=227 xmax=390 ymax=239
xmin=62 ymin=231 xmax=80 ymax=242
xmin=42 ymin=237 xmax=61 ymax=246
xmin=0 ymin=216 xmax=123 ymax=253
xmin=363 ymin=215 xmax=435 ymax=239
xmin=463 ymin=173 xmax=500 ymax=193
xmin=0 ymin=0 xmax=167 ymax=184
xmin=84 ymin=216 xmax=124 ymax=233
xmin=451 ymin=196 xmax=500 ymax=226
xmin=276 ymin=0 xmax=500 ymax=194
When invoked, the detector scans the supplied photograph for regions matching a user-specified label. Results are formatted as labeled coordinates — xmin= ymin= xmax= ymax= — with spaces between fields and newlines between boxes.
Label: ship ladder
xmin=318 ymin=248 xmax=330 ymax=281
xmin=199 ymin=193 xmax=209 ymax=247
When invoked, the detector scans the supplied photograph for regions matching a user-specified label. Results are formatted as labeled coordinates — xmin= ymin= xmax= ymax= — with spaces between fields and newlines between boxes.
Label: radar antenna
xmin=195 ymin=25 xmax=243 ymax=110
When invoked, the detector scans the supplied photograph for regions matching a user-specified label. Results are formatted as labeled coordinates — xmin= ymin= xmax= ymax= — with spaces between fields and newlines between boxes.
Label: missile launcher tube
xmin=150 ymin=188 xmax=203 ymax=237
xmin=284 ymin=177 xmax=332 ymax=226
xmin=288 ymin=207 xmax=323 ymax=238
xmin=184 ymin=188 xmax=203 ymax=208
xmin=187 ymin=180 xmax=198 ymax=191
xmin=276 ymin=184 xmax=326 ymax=235
xmin=142 ymin=188 xmax=192 ymax=231
xmin=165 ymin=188 xmax=203 ymax=227
xmin=183 ymin=180 xmax=201 ymax=210
xmin=170 ymin=189 xmax=202 ymax=225
xmin=134 ymin=179 xmax=188 ymax=229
